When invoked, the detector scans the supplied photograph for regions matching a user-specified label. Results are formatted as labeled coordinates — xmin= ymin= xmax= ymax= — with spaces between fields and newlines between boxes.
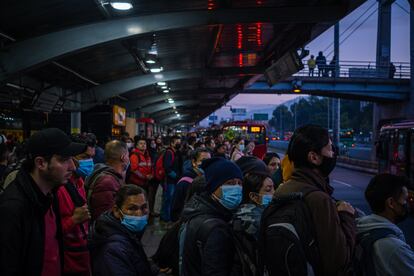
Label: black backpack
xmin=152 ymin=221 xmax=182 ymax=276
xmin=353 ymin=228 xmax=396 ymax=276
xmin=152 ymin=215 xmax=226 ymax=276
xmin=259 ymin=188 xmax=321 ymax=276
xmin=232 ymin=225 xmax=260 ymax=276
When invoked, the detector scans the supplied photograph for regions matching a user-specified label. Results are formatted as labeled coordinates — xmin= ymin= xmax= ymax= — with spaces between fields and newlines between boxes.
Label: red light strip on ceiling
xmin=256 ymin=23 xmax=262 ymax=46
xmin=237 ymin=24 xmax=243 ymax=49
xmin=239 ymin=53 xmax=243 ymax=67
xmin=208 ymin=0 xmax=215 ymax=10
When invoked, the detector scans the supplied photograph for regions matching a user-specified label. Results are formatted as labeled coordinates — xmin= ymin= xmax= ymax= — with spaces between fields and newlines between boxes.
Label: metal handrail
xmin=296 ymin=60 xmax=410 ymax=79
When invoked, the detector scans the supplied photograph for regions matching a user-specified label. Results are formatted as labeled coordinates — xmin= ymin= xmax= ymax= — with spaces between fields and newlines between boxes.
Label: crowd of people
xmin=0 ymin=125 xmax=413 ymax=276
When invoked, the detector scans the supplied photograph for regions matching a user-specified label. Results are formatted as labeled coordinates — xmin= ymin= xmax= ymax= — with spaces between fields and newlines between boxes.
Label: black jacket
xmin=0 ymin=169 xmax=63 ymax=276
xmin=171 ymin=167 xmax=199 ymax=222
xmin=89 ymin=211 xmax=154 ymax=276
xmin=181 ymin=194 xmax=237 ymax=276
xmin=163 ymin=147 xmax=182 ymax=184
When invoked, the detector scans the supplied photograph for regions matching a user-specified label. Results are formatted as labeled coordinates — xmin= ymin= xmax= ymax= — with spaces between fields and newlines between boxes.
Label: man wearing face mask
xmin=90 ymin=184 xmax=158 ymax=275
xmin=56 ymin=134 xmax=92 ymax=275
xmin=88 ymin=140 xmax=129 ymax=221
xmin=160 ymin=136 xmax=183 ymax=223
xmin=181 ymin=157 xmax=243 ymax=276
xmin=356 ymin=174 xmax=414 ymax=276
xmin=275 ymin=125 xmax=356 ymax=276
xmin=171 ymin=148 xmax=211 ymax=222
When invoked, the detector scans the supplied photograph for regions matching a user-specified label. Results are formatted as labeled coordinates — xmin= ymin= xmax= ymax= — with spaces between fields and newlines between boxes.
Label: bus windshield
xmin=223 ymin=124 xmax=265 ymax=144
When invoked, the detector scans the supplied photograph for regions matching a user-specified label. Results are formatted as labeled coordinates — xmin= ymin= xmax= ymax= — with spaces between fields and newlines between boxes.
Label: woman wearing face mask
xmin=231 ymin=138 xmax=245 ymax=161
xmin=263 ymin=152 xmax=282 ymax=188
xmin=233 ymin=172 xmax=275 ymax=240
xmin=90 ymin=184 xmax=158 ymax=275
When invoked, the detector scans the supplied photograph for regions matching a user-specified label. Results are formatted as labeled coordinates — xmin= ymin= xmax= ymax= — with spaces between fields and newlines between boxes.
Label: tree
xmin=269 ymin=105 xmax=293 ymax=133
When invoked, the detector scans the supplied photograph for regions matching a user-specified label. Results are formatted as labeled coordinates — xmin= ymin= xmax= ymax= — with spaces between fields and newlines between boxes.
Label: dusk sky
xmin=201 ymin=0 xmax=411 ymax=125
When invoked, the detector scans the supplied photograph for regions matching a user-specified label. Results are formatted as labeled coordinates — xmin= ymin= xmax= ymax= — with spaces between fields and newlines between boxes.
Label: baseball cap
xmin=27 ymin=128 xmax=87 ymax=157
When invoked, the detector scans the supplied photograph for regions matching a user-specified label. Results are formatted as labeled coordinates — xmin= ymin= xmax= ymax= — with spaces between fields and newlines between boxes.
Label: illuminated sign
xmin=113 ymin=105 xmax=126 ymax=126
xmin=250 ymin=126 xmax=261 ymax=133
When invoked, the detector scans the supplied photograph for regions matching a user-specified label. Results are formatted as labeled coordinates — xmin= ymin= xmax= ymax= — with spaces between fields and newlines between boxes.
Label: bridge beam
xmin=244 ymin=79 xmax=410 ymax=102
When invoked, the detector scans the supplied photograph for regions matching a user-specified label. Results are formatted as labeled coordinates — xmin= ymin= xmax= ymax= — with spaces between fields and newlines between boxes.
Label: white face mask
xmin=126 ymin=142 xmax=133 ymax=149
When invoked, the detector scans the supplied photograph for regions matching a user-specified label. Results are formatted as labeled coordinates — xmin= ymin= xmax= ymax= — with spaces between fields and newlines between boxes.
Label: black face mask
xmin=318 ymin=155 xmax=337 ymax=177
xmin=175 ymin=144 xmax=181 ymax=150
xmin=394 ymin=202 xmax=410 ymax=224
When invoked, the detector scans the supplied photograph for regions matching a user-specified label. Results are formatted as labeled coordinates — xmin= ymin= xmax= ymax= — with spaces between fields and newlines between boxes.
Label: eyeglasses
xmin=269 ymin=162 xmax=278 ymax=167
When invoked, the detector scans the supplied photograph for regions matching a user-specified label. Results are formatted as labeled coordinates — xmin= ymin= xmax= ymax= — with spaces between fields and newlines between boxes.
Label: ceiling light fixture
xmin=157 ymin=82 xmax=166 ymax=86
xmin=163 ymin=90 xmax=170 ymax=93
xmin=150 ymin=67 xmax=163 ymax=73
xmin=161 ymin=86 xmax=168 ymax=89
xmin=146 ymin=59 xmax=156 ymax=64
xmin=110 ymin=1 xmax=133 ymax=10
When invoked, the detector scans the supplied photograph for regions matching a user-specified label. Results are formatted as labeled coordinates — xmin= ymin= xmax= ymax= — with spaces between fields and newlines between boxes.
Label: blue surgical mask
xmin=76 ymin=158 xmax=94 ymax=178
xmin=120 ymin=213 xmax=148 ymax=233
xmin=261 ymin=194 xmax=273 ymax=207
xmin=219 ymin=185 xmax=243 ymax=210
xmin=239 ymin=144 xmax=245 ymax=151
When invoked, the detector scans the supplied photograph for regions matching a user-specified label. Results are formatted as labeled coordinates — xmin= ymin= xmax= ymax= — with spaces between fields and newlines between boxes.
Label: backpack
xmin=155 ymin=149 xmax=174 ymax=181
xmin=85 ymin=165 xmax=120 ymax=205
xmin=259 ymin=189 xmax=320 ymax=276
xmin=152 ymin=221 xmax=182 ymax=276
xmin=152 ymin=215 xmax=225 ymax=276
xmin=232 ymin=226 xmax=260 ymax=276
xmin=353 ymin=228 xmax=396 ymax=276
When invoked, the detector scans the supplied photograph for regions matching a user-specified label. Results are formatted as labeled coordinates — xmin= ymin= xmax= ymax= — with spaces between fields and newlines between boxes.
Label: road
xmin=274 ymin=150 xmax=414 ymax=248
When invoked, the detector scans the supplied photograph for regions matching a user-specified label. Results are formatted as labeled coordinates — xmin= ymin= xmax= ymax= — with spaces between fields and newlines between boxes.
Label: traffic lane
xmin=271 ymin=148 xmax=414 ymax=248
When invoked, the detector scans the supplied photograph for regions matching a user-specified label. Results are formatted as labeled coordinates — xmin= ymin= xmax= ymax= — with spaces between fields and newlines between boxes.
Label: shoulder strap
xmin=358 ymin=228 xmax=396 ymax=250
xmin=63 ymin=182 xmax=87 ymax=239
xmin=178 ymin=176 xmax=193 ymax=184
xmin=64 ymin=182 xmax=85 ymax=207
xmin=356 ymin=228 xmax=396 ymax=276
xmin=86 ymin=168 xmax=120 ymax=205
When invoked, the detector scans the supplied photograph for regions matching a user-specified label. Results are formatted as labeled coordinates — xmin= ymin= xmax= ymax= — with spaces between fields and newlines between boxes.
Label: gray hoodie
xmin=356 ymin=214 xmax=414 ymax=276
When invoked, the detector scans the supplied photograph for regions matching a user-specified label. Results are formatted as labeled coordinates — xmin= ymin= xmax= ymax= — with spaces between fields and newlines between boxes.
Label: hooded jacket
xmin=89 ymin=211 xmax=153 ymax=276
xmin=276 ymin=167 xmax=356 ymax=276
xmin=0 ymin=169 xmax=63 ymax=276
xmin=181 ymin=194 xmax=237 ymax=276
xmin=356 ymin=214 xmax=414 ymax=276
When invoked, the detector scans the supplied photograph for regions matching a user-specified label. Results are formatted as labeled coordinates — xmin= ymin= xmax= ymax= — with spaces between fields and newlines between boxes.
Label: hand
xmin=72 ymin=204 xmax=91 ymax=224
xmin=336 ymin=201 xmax=355 ymax=215
xmin=147 ymin=174 xmax=154 ymax=180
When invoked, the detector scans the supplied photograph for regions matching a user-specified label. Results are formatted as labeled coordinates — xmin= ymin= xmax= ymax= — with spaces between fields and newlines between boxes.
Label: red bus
xmin=377 ymin=121 xmax=414 ymax=210
xmin=222 ymin=121 xmax=267 ymax=159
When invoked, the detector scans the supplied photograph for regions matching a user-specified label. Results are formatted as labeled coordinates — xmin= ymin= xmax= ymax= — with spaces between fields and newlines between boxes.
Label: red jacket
xmin=89 ymin=166 xmax=124 ymax=221
xmin=128 ymin=149 xmax=153 ymax=186
xmin=56 ymin=176 xmax=90 ymax=275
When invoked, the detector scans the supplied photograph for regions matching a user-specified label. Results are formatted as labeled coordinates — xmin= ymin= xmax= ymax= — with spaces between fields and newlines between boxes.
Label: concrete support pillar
xmin=408 ymin=4 xmax=414 ymax=119
xmin=373 ymin=0 xmax=394 ymax=141
xmin=70 ymin=112 xmax=81 ymax=134
xmin=332 ymin=23 xmax=341 ymax=149
xmin=70 ymin=92 xmax=81 ymax=134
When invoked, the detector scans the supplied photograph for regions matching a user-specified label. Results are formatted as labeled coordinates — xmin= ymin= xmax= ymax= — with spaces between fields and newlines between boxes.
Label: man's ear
xmin=307 ymin=151 xmax=321 ymax=166
xmin=34 ymin=156 xmax=49 ymax=170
